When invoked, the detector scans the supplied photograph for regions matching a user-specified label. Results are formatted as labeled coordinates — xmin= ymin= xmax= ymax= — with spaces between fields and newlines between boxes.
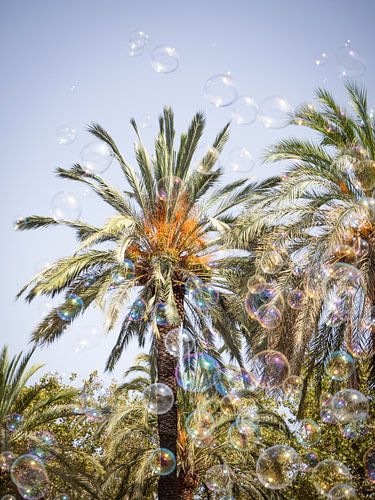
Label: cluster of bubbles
xmin=314 ymin=40 xmax=366 ymax=80
xmin=185 ymin=276 xmax=219 ymax=312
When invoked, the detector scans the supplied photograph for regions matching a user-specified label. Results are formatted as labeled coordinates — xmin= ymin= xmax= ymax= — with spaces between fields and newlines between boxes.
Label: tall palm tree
xmin=16 ymin=108 xmax=251 ymax=498
xmin=227 ymin=82 xmax=375 ymax=414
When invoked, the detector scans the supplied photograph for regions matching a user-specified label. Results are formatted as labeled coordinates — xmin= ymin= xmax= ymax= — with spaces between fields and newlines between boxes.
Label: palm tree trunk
xmin=180 ymin=488 xmax=194 ymax=500
xmin=156 ymin=286 xmax=185 ymax=500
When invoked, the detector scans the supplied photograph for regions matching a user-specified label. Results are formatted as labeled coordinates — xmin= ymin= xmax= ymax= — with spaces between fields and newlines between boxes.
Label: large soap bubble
xmin=151 ymin=45 xmax=179 ymax=73
xmin=295 ymin=419 xmax=321 ymax=447
xmin=250 ymin=350 xmax=290 ymax=389
xmin=56 ymin=125 xmax=77 ymax=145
xmin=10 ymin=454 xmax=49 ymax=491
xmin=51 ymin=192 xmax=81 ymax=221
xmin=149 ymin=448 xmax=176 ymax=476
xmin=232 ymin=96 xmax=258 ymax=125
xmin=205 ymin=464 xmax=234 ymax=493
xmin=331 ymin=389 xmax=369 ymax=424
xmin=186 ymin=410 xmax=214 ymax=441
xmin=258 ymin=96 xmax=292 ymax=129
xmin=204 ymin=74 xmax=237 ymax=107
xmin=80 ymin=141 xmax=113 ymax=174
xmin=164 ymin=327 xmax=195 ymax=357
xmin=256 ymin=445 xmax=299 ymax=489
xmin=143 ymin=383 xmax=174 ymax=415
xmin=324 ymin=351 xmax=355 ymax=381
xmin=336 ymin=42 xmax=366 ymax=79
xmin=0 ymin=451 xmax=16 ymax=471
xmin=311 ymin=459 xmax=352 ymax=497
xmin=328 ymin=484 xmax=357 ymax=499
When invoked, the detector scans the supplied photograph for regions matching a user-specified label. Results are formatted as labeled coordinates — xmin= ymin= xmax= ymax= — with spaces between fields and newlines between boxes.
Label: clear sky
xmin=1 ymin=0 xmax=374 ymax=385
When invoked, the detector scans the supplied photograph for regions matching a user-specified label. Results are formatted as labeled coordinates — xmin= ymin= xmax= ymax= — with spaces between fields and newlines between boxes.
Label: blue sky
xmin=1 ymin=0 xmax=374 ymax=385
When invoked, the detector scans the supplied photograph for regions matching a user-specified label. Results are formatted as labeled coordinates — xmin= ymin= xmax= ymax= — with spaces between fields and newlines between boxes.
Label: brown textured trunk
xmin=180 ymin=488 xmax=194 ymax=500
xmin=157 ymin=286 xmax=185 ymax=500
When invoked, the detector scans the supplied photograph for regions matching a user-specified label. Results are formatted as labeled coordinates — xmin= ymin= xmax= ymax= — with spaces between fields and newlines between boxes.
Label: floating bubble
xmin=320 ymin=396 xmax=336 ymax=424
xmin=220 ymin=393 xmax=243 ymax=415
xmin=10 ymin=454 xmax=49 ymax=490
xmin=185 ymin=276 xmax=203 ymax=294
xmin=228 ymin=421 xmax=260 ymax=451
xmin=363 ymin=445 xmax=375 ymax=483
xmin=325 ymin=263 xmax=362 ymax=291
xmin=193 ymin=145 xmax=220 ymax=175
xmin=311 ymin=460 xmax=351 ymax=497
xmin=57 ymin=294 xmax=84 ymax=322
xmin=204 ymin=74 xmax=237 ymax=107
xmin=287 ymin=289 xmax=305 ymax=309
xmin=151 ymin=45 xmax=179 ymax=73
xmin=331 ymin=389 xmax=369 ymax=424
xmin=300 ymin=451 xmax=319 ymax=472
xmin=29 ymin=431 xmax=57 ymax=462
xmin=155 ymin=303 xmax=169 ymax=326
xmin=259 ymin=249 xmax=285 ymax=274
xmin=129 ymin=30 xmax=149 ymax=50
xmin=129 ymin=298 xmax=146 ymax=321
xmin=1 ymin=496 xmax=16 ymax=500
xmin=342 ymin=419 xmax=368 ymax=439
xmin=74 ymin=325 xmax=102 ymax=353
xmin=229 ymin=147 xmax=255 ymax=173
xmin=256 ymin=304 xmax=282 ymax=330
xmin=258 ymin=96 xmax=292 ymax=129
xmin=176 ymin=353 xmax=218 ymax=392
xmin=314 ymin=51 xmax=328 ymax=66
xmin=250 ymin=350 xmax=290 ymax=389
xmin=245 ymin=283 xmax=281 ymax=319
xmin=0 ymin=451 xmax=16 ymax=471
xmin=140 ymin=114 xmax=152 ymax=129
xmin=247 ymin=275 xmax=266 ymax=292
xmin=55 ymin=495 xmax=70 ymax=500
xmin=295 ymin=419 xmax=321 ymax=447
xmin=232 ymin=96 xmax=258 ymax=125
xmin=283 ymin=375 xmax=302 ymax=401
xmin=56 ymin=125 xmax=77 ymax=145
xmin=325 ymin=351 xmax=355 ymax=381
xmin=328 ymin=484 xmax=357 ymax=499
xmin=6 ymin=413 xmax=23 ymax=432
xmin=80 ymin=141 xmax=113 ymax=175
xmin=149 ymin=448 xmax=176 ymax=475
xmin=186 ymin=410 xmax=214 ymax=441
xmin=193 ymin=285 xmax=219 ymax=311
xmin=123 ymin=258 xmax=136 ymax=278
xmin=51 ymin=192 xmax=81 ymax=221
xmin=336 ymin=43 xmax=366 ymax=79
xmin=164 ymin=327 xmax=195 ymax=357
xmin=236 ymin=403 xmax=258 ymax=426
xmin=205 ymin=464 xmax=234 ymax=493
xmin=157 ymin=176 xmax=184 ymax=201
xmin=143 ymin=383 xmax=174 ymax=414
xmin=256 ymin=445 xmax=299 ymax=489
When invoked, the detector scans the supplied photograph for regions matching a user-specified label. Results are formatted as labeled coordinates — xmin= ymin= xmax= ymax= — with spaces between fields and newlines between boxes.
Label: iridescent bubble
xmin=56 ymin=125 xmax=77 ymax=145
xmin=295 ymin=419 xmax=321 ymax=447
xmin=328 ymin=484 xmax=357 ymax=499
xmin=51 ymin=192 xmax=81 ymax=221
xmin=256 ymin=304 xmax=282 ymax=330
xmin=80 ymin=141 xmax=113 ymax=175
xmin=17 ymin=484 xmax=49 ymax=500
xmin=205 ymin=464 xmax=234 ymax=493
xmin=155 ymin=303 xmax=169 ymax=326
xmin=164 ymin=327 xmax=195 ymax=357
xmin=311 ymin=460 xmax=351 ymax=497
xmin=228 ymin=421 xmax=260 ymax=451
xmin=259 ymin=249 xmax=285 ymax=274
xmin=140 ymin=114 xmax=152 ymax=129
xmin=331 ymin=389 xmax=369 ymax=424
xmin=176 ymin=353 xmax=218 ymax=392
xmin=342 ymin=419 xmax=368 ymax=439
xmin=151 ymin=45 xmax=179 ymax=73
xmin=325 ymin=263 xmax=362 ymax=291
xmin=123 ymin=258 xmax=136 ymax=278
xmin=193 ymin=145 xmax=220 ymax=175
xmin=6 ymin=413 xmax=23 ymax=432
xmin=55 ymin=495 xmax=70 ymax=500
xmin=320 ymin=396 xmax=336 ymax=424
xmin=129 ymin=298 xmax=146 ymax=321
xmin=229 ymin=147 xmax=255 ymax=173
xmin=300 ymin=451 xmax=319 ymax=472
xmin=232 ymin=96 xmax=258 ymax=125
xmin=1 ymin=495 xmax=16 ymax=500
xmin=247 ymin=275 xmax=266 ymax=292
xmin=186 ymin=410 xmax=214 ymax=441
xmin=225 ymin=367 xmax=259 ymax=394
xmin=185 ymin=276 xmax=203 ymax=294
xmin=287 ymin=289 xmax=305 ymax=309
xmin=336 ymin=43 xmax=366 ymax=79
xmin=245 ymin=283 xmax=282 ymax=319
xmin=203 ymin=74 xmax=238 ymax=107
xmin=314 ymin=51 xmax=328 ymax=66
xmin=220 ymin=393 xmax=243 ymax=415
xmin=258 ymin=96 xmax=292 ymax=129
xmin=0 ymin=451 xmax=16 ymax=471
xmin=250 ymin=350 xmax=290 ymax=389
xmin=10 ymin=454 xmax=49 ymax=490
xmin=143 ymin=383 xmax=174 ymax=415
xmin=325 ymin=351 xmax=355 ymax=381
xmin=256 ymin=445 xmax=299 ymax=489
xmin=363 ymin=445 xmax=375 ymax=483
xmin=283 ymin=375 xmax=302 ymax=401
xmin=157 ymin=176 xmax=184 ymax=201
xmin=193 ymin=286 xmax=219 ymax=311
xmin=149 ymin=448 xmax=176 ymax=476
xmin=57 ymin=294 xmax=84 ymax=322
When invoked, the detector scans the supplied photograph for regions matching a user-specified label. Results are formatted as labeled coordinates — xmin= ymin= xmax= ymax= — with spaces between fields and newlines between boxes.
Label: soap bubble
xmin=320 ymin=396 xmax=336 ymax=424
xmin=149 ymin=448 xmax=176 ymax=475
xmin=256 ymin=304 xmax=282 ymax=330
xmin=176 ymin=353 xmax=218 ymax=392
xmin=205 ymin=464 xmax=234 ymax=493
xmin=10 ymin=454 xmax=49 ymax=490
xmin=228 ymin=421 xmax=260 ymax=451
xmin=29 ymin=431 xmax=57 ymax=462
xmin=232 ymin=96 xmax=258 ymax=125
xmin=204 ymin=74 xmax=237 ymax=107
xmin=256 ymin=445 xmax=299 ymax=489
xmin=311 ymin=460 xmax=351 ymax=497
xmin=220 ymin=393 xmax=243 ymax=415
xmin=186 ymin=410 xmax=214 ymax=441
xmin=57 ymin=294 xmax=84 ymax=322
xmin=229 ymin=147 xmax=255 ymax=173
xmin=363 ymin=445 xmax=375 ymax=483
xmin=185 ymin=276 xmax=203 ymax=294
xmin=123 ymin=258 xmax=136 ymax=278
xmin=314 ymin=51 xmax=328 ymax=66
xmin=151 ymin=45 xmax=179 ymax=73
xmin=336 ymin=43 xmax=366 ymax=79
xmin=143 ymin=383 xmax=174 ymax=415
xmin=342 ymin=419 xmax=368 ymax=439
xmin=129 ymin=30 xmax=149 ymax=50
xmin=0 ymin=451 xmax=16 ymax=471
xmin=74 ymin=325 xmax=102 ymax=353
xmin=140 ymin=114 xmax=152 ymax=129
xmin=1 ymin=496 xmax=16 ymax=500
xmin=287 ymin=289 xmax=305 ymax=309
xmin=129 ymin=298 xmax=146 ymax=321
xmin=164 ymin=327 xmax=195 ymax=357
xmin=193 ymin=145 xmax=220 ymax=175
xmin=259 ymin=249 xmax=285 ymax=274
xmin=325 ymin=263 xmax=362 ymax=291
xmin=55 ymin=495 xmax=70 ymax=500
xmin=56 ymin=125 xmax=77 ymax=145
xmin=331 ymin=389 xmax=369 ymax=424
xmin=258 ymin=96 xmax=292 ymax=129
xmin=155 ymin=303 xmax=169 ymax=326
xmin=301 ymin=451 xmax=319 ymax=472
xmin=328 ymin=484 xmax=357 ymax=499
xmin=80 ymin=141 xmax=113 ymax=174
xmin=250 ymin=350 xmax=290 ymax=389
xmin=283 ymin=375 xmax=302 ymax=400
xmin=325 ymin=351 xmax=355 ymax=381
xmin=51 ymin=192 xmax=81 ymax=221
xmin=157 ymin=176 xmax=184 ymax=201
xmin=245 ymin=283 xmax=282 ymax=319
xmin=193 ymin=285 xmax=219 ymax=311
xmin=295 ymin=419 xmax=321 ymax=447
xmin=247 ymin=275 xmax=266 ymax=292
xmin=17 ymin=484 xmax=49 ymax=500
xmin=6 ymin=413 xmax=23 ymax=432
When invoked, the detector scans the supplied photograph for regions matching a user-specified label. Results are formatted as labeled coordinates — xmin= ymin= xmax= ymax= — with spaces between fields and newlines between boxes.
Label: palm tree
xmin=16 ymin=108 xmax=251 ymax=498
xmin=226 ymin=82 xmax=375 ymax=414
xmin=101 ymin=355 xmax=290 ymax=499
